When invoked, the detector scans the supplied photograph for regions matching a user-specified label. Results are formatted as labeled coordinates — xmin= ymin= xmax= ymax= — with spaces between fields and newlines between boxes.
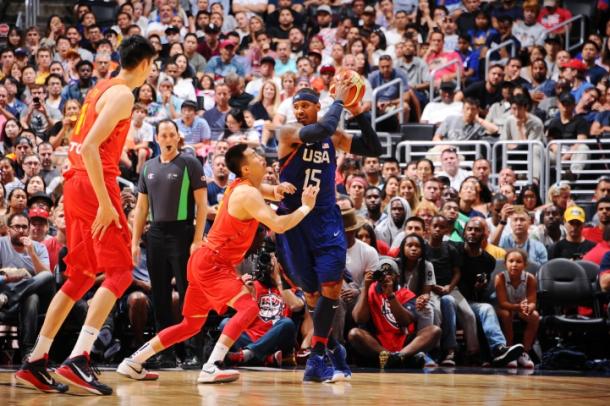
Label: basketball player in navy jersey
xmin=276 ymin=80 xmax=382 ymax=382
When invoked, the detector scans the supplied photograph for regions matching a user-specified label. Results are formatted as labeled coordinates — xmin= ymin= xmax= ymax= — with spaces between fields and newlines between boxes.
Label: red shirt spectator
xmin=538 ymin=1 xmax=573 ymax=34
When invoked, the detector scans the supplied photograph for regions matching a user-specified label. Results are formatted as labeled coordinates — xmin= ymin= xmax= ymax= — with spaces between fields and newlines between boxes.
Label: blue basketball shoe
xmin=303 ymin=354 xmax=335 ymax=383
xmin=328 ymin=343 xmax=351 ymax=381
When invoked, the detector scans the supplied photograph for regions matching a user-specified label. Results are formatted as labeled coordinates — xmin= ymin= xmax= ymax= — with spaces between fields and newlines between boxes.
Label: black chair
xmin=563 ymin=0 xmax=597 ymax=20
xmin=400 ymin=123 xmax=435 ymax=142
xmin=525 ymin=261 xmax=540 ymax=276
xmin=86 ymin=0 xmax=118 ymax=28
xmin=576 ymin=260 xmax=605 ymax=314
xmin=537 ymin=259 xmax=607 ymax=353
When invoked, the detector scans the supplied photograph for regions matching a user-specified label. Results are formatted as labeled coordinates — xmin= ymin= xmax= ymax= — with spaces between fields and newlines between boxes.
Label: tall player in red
xmin=116 ymin=144 xmax=318 ymax=384
xmin=15 ymin=36 xmax=157 ymax=396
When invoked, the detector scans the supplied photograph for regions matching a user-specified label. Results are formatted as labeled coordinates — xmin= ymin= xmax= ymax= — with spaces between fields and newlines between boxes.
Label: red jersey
xmin=245 ymin=281 xmax=292 ymax=342
xmin=205 ymin=178 xmax=259 ymax=266
xmin=367 ymin=283 xmax=416 ymax=352
xmin=582 ymin=226 xmax=603 ymax=244
xmin=68 ymin=78 xmax=132 ymax=177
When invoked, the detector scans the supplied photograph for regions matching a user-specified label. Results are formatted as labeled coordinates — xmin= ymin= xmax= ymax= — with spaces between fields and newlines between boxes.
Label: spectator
xmin=0 ymin=212 xmax=53 ymax=356
xmin=123 ymin=103 xmax=154 ymax=175
xmin=494 ymin=249 xmax=537 ymax=369
xmin=458 ymin=217 xmax=525 ymax=366
xmin=434 ymin=98 xmax=499 ymax=141
xmin=375 ymin=196 xmax=411 ymax=246
xmin=183 ymin=33 xmax=207 ymax=79
xmin=357 ymin=222 xmax=390 ymax=255
xmin=175 ymin=99 xmax=212 ymax=156
xmin=598 ymin=251 xmax=610 ymax=292
xmin=549 ymin=205 xmax=596 ymax=260
xmin=421 ymin=178 xmax=443 ymax=209
xmin=530 ymin=205 xmax=566 ymax=249
xmin=461 ymin=64 xmax=505 ymax=114
xmin=458 ymin=178 xmax=485 ymax=218
xmin=381 ymin=158 xmax=401 ymax=183
xmin=362 ymin=157 xmax=382 ymax=188
xmin=499 ymin=207 xmax=548 ymax=266
xmin=48 ymin=99 xmax=80 ymax=150
xmin=484 ymin=15 xmax=521 ymax=62
xmin=348 ymin=257 xmax=440 ymax=369
xmin=205 ymin=39 xmax=246 ymax=78
xmin=516 ymin=184 xmax=544 ymax=216
xmin=437 ymin=148 xmax=472 ymax=191
xmin=203 ymin=82 xmax=231 ymax=140
xmin=399 ymin=177 xmax=419 ymax=212
xmin=364 ymin=186 xmax=387 ymax=227
xmin=347 ymin=175 xmax=368 ymax=214
xmin=60 ymin=60 xmax=96 ymax=105
xmin=538 ymin=0 xmax=573 ymax=35
xmin=206 ymin=154 xmax=230 ymax=229
xmin=546 ymin=92 xmax=590 ymax=174
xmin=472 ymin=158 xmax=494 ymax=192
xmin=529 ymin=59 xmax=556 ymax=100
xmin=583 ymin=197 xmax=610 ymax=244
xmin=424 ymin=31 xmax=461 ymax=85
xmin=511 ymin=1 xmax=545 ymax=49
xmin=396 ymin=38 xmax=430 ymax=100
xmin=581 ymin=41 xmax=608 ymax=86
xmin=420 ymin=81 xmax=462 ymax=125
xmin=20 ymin=84 xmax=62 ymax=139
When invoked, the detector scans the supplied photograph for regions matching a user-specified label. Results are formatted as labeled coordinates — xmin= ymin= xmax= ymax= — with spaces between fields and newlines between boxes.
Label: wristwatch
xmin=499 ymin=220 xmax=507 ymax=225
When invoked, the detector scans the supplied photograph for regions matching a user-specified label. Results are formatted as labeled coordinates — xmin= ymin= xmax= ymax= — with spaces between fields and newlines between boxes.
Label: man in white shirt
xmin=436 ymin=147 xmax=472 ymax=191
xmin=420 ymin=81 xmax=463 ymax=125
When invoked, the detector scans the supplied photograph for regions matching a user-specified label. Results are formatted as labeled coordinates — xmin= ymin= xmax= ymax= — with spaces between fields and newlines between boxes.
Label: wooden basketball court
xmin=1 ymin=368 xmax=610 ymax=405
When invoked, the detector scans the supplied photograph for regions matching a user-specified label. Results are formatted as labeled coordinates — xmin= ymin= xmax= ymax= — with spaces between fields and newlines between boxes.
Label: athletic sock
xmin=311 ymin=296 xmax=339 ymax=356
xmin=131 ymin=342 xmax=157 ymax=364
xmin=204 ymin=342 xmax=230 ymax=367
xmin=28 ymin=335 xmax=53 ymax=362
xmin=243 ymin=349 xmax=254 ymax=362
xmin=69 ymin=325 xmax=99 ymax=359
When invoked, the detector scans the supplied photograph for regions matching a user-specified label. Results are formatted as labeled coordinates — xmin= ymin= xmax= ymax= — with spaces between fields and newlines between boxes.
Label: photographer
xmin=224 ymin=244 xmax=305 ymax=367
xmin=348 ymin=258 xmax=440 ymax=369
xmin=19 ymin=84 xmax=61 ymax=139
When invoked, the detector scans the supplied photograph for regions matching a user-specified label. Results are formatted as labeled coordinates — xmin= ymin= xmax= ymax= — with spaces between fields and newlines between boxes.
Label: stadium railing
xmin=484 ymin=40 xmax=516 ymax=80
xmin=395 ymin=140 xmax=492 ymax=172
xmin=491 ymin=140 xmax=546 ymax=191
xmin=429 ymin=59 xmax=462 ymax=102
xmin=540 ymin=14 xmax=587 ymax=53
xmin=371 ymin=77 xmax=404 ymax=131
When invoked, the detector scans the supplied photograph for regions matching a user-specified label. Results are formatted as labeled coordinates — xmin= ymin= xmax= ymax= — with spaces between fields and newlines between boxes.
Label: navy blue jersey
xmin=279 ymin=139 xmax=337 ymax=211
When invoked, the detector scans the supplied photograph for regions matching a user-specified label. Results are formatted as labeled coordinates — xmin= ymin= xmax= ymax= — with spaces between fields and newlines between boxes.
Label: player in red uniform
xmin=15 ymin=36 xmax=157 ymax=396
xmin=116 ymin=144 xmax=319 ymax=384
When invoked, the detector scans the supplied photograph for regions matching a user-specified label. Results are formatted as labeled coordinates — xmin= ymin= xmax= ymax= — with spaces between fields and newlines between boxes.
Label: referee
xmin=131 ymin=119 xmax=207 ymax=367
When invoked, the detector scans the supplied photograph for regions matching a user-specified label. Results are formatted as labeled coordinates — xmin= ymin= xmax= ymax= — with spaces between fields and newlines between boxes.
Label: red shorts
xmin=182 ymin=247 xmax=245 ymax=317
xmin=63 ymin=170 xmax=132 ymax=279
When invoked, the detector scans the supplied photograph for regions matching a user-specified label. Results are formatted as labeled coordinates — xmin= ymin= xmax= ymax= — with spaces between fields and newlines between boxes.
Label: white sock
xmin=69 ymin=325 xmax=99 ymax=358
xmin=131 ymin=342 xmax=157 ymax=364
xmin=204 ymin=342 xmax=230 ymax=367
xmin=28 ymin=335 xmax=53 ymax=362
xmin=242 ymin=349 xmax=254 ymax=362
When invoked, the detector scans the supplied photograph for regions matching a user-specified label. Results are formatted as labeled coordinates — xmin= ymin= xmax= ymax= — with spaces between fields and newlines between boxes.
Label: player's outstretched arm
xmin=332 ymin=105 xmax=383 ymax=157
xmin=233 ymin=185 xmax=319 ymax=234
xmin=81 ymin=85 xmax=134 ymax=239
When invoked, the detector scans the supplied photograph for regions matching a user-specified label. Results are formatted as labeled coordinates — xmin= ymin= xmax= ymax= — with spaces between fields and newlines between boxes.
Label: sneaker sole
xmin=332 ymin=371 xmax=352 ymax=382
xmin=493 ymin=345 xmax=524 ymax=366
xmin=53 ymin=368 xmax=111 ymax=396
xmin=116 ymin=364 xmax=160 ymax=381
xmin=15 ymin=372 xmax=66 ymax=393
xmin=197 ymin=373 xmax=240 ymax=384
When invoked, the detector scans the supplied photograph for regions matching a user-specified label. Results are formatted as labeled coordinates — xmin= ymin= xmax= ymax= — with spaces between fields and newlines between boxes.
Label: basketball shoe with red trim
xmin=15 ymin=355 xmax=68 ymax=393
xmin=55 ymin=353 xmax=112 ymax=395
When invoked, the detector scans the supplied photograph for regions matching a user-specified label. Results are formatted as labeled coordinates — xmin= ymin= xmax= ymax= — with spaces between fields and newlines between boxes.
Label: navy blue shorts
xmin=276 ymin=205 xmax=346 ymax=293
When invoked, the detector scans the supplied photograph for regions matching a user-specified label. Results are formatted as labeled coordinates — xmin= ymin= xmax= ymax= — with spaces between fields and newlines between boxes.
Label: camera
xmin=372 ymin=269 xmax=385 ymax=282
xmin=33 ymin=97 xmax=41 ymax=108
xmin=251 ymin=237 xmax=276 ymax=284
xmin=476 ymin=273 xmax=488 ymax=285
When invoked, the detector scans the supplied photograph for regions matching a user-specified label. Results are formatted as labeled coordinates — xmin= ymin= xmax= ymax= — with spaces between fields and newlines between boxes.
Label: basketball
xmin=329 ymin=69 xmax=366 ymax=108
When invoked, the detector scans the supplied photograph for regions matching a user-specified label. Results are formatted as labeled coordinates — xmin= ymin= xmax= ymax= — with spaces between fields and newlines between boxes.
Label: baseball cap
xmin=261 ymin=56 xmax=276 ymax=66
xmin=165 ymin=25 xmax=180 ymax=34
xmin=564 ymin=205 xmax=586 ymax=223
xmin=29 ymin=207 xmax=49 ymax=220
xmin=377 ymin=257 xmax=399 ymax=275
xmin=543 ymin=0 xmax=557 ymax=6
xmin=219 ymin=39 xmax=237 ymax=49
xmin=440 ymin=81 xmax=457 ymax=91
xmin=27 ymin=192 xmax=54 ymax=209
xmin=181 ymin=100 xmax=197 ymax=110
xmin=320 ymin=64 xmax=336 ymax=75
xmin=560 ymin=58 xmax=587 ymax=71
xmin=204 ymin=23 xmax=221 ymax=34
xmin=14 ymin=47 xmax=28 ymax=57
xmin=363 ymin=5 xmax=375 ymax=14
xmin=316 ymin=5 xmax=332 ymax=14
xmin=558 ymin=92 xmax=575 ymax=105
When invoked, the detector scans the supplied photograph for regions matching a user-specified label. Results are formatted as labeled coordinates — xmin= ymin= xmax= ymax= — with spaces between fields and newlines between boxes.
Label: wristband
xmin=297 ymin=206 xmax=312 ymax=216
xmin=499 ymin=220 xmax=507 ymax=226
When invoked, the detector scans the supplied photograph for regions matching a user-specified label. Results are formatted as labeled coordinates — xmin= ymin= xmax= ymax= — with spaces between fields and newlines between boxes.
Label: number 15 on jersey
xmin=304 ymin=168 xmax=321 ymax=188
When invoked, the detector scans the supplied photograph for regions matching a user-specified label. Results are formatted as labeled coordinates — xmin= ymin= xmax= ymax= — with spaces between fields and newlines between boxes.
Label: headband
xmin=293 ymin=91 xmax=319 ymax=104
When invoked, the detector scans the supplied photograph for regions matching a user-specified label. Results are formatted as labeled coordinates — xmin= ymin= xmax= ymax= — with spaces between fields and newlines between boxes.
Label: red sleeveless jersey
xmin=68 ymin=78 xmax=132 ymax=177
xmin=205 ymin=178 xmax=259 ymax=266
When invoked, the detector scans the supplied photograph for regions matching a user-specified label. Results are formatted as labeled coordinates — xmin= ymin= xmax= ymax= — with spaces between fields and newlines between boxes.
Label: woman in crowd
xmin=49 ymin=99 xmax=80 ymax=150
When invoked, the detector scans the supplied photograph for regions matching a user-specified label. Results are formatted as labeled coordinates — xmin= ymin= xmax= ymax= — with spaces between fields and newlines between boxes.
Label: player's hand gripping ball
xmin=329 ymin=69 xmax=366 ymax=108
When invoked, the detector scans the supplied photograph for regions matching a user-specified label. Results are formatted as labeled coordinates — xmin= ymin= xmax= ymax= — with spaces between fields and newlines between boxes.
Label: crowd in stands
xmin=0 ymin=0 xmax=609 ymax=370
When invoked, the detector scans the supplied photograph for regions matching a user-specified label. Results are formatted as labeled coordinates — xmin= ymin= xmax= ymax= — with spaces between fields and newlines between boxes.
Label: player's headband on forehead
xmin=293 ymin=91 xmax=319 ymax=104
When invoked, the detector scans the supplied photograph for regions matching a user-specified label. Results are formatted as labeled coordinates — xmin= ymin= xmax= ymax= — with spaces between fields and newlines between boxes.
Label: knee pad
xmin=222 ymin=294 xmax=259 ymax=341
xmin=61 ymin=273 xmax=95 ymax=301
xmin=158 ymin=316 xmax=206 ymax=348
xmin=101 ymin=268 xmax=133 ymax=298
